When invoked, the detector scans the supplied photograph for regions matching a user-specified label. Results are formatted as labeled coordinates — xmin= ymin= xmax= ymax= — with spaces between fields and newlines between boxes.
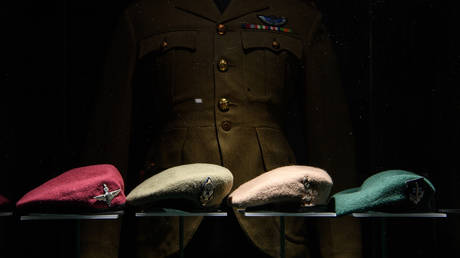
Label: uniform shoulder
xmin=265 ymin=0 xmax=321 ymax=25
xmin=124 ymin=0 xmax=172 ymax=19
xmin=293 ymin=0 xmax=320 ymax=9
xmin=267 ymin=0 xmax=320 ymax=13
xmin=299 ymin=0 xmax=319 ymax=9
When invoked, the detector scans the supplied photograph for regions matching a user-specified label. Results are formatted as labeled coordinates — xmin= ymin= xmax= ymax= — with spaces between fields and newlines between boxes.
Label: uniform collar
xmin=174 ymin=0 xmax=269 ymax=23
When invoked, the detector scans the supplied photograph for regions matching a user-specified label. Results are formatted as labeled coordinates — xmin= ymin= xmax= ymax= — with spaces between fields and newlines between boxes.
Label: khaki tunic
xmin=81 ymin=0 xmax=362 ymax=257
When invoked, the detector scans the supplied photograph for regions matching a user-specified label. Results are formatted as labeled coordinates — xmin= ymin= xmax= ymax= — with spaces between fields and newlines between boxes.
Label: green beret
xmin=127 ymin=163 xmax=233 ymax=210
xmin=332 ymin=170 xmax=435 ymax=216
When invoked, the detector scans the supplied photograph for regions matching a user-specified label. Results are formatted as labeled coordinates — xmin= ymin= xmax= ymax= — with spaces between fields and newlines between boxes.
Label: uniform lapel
xmin=174 ymin=0 xmax=222 ymax=22
xmin=174 ymin=0 xmax=269 ymax=23
xmin=220 ymin=0 xmax=269 ymax=23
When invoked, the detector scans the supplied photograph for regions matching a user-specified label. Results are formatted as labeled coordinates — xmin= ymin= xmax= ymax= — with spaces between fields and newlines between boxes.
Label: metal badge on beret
xmin=406 ymin=178 xmax=425 ymax=205
xmin=93 ymin=184 xmax=121 ymax=207
xmin=199 ymin=177 xmax=214 ymax=207
xmin=301 ymin=176 xmax=318 ymax=207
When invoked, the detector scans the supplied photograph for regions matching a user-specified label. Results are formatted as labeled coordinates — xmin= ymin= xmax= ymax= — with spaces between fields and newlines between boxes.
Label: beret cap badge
xmin=407 ymin=178 xmax=425 ymax=205
xmin=301 ymin=176 xmax=316 ymax=207
xmin=93 ymin=184 xmax=121 ymax=207
xmin=200 ymin=177 xmax=215 ymax=207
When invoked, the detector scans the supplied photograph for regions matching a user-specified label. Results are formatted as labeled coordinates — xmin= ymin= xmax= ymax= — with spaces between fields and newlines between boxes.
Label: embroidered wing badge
xmin=258 ymin=15 xmax=287 ymax=26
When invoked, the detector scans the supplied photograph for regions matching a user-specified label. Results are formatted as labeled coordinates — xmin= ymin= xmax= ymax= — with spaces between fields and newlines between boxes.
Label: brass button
xmin=221 ymin=120 xmax=232 ymax=131
xmin=161 ymin=40 xmax=168 ymax=49
xmin=272 ymin=39 xmax=280 ymax=49
xmin=218 ymin=98 xmax=230 ymax=112
xmin=217 ymin=57 xmax=229 ymax=72
xmin=217 ymin=24 xmax=226 ymax=35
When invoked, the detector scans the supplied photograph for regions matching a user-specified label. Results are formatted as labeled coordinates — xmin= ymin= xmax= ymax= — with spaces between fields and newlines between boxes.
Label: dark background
xmin=1 ymin=0 xmax=459 ymax=257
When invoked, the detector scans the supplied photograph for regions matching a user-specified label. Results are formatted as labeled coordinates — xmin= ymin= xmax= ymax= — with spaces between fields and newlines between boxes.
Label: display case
xmin=1 ymin=0 xmax=459 ymax=257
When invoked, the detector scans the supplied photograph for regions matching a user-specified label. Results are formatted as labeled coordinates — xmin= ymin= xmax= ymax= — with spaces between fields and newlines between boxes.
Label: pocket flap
xmin=139 ymin=30 xmax=198 ymax=59
xmin=241 ymin=30 xmax=303 ymax=59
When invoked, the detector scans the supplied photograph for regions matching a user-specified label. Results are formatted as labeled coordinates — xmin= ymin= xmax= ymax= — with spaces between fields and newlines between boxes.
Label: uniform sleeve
xmin=82 ymin=10 xmax=137 ymax=179
xmin=303 ymin=13 xmax=363 ymax=258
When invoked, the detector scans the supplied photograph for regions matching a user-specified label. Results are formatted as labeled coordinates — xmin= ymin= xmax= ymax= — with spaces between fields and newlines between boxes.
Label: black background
xmin=1 ymin=0 xmax=459 ymax=257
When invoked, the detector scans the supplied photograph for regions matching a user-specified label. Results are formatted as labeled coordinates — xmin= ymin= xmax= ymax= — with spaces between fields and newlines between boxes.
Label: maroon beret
xmin=16 ymin=164 xmax=126 ymax=212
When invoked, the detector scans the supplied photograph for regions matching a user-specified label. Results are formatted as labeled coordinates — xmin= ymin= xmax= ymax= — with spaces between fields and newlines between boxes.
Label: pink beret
xmin=16 ymin=164 xmax=126 ymax=212
xmin=228 ymin=165 xmax=333 ymax=208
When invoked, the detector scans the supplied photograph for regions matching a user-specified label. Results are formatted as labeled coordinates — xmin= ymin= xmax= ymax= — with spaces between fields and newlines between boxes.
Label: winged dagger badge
xmin=200 ymin=177 xmax=214 ymax=207
xmin=93 ymin=184 xmax=121 ymax=207
xmin=409 ymin=181 xmax=424 ymax=205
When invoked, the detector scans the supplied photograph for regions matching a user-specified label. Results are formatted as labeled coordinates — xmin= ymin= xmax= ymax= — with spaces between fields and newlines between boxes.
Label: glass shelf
xmin=438 ymin=209 xmax=460 ymax=214
xmin=238 ymin=209 xmax=337 ymax=217
xmin=135 ymin=208 xmax=227 ymax=217
xmin=352 ymin=211 xmax=447 ymax=218
xmin=237 ymin=209 xmax=447 ymax=218
xmin=19 ymin=210 xmax=124 ymax=221
xmin=13 ymin=209 xmax=450 ymax=219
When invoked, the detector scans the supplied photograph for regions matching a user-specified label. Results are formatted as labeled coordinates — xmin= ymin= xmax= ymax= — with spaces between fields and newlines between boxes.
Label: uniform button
xmin=272 ymin=39 xmax=280 ymax=49
xmin=217 ymin=24 xmax=226 ymax=35
xmin=218 ymin=98 xmax=230 ymax=112
xmin=161 ymin=40 xmax=168 ymax=49
xmin=221 ymin=120 xmax=232 ymax=131
xmin=217 ymin=57 xmax=229 ymax=72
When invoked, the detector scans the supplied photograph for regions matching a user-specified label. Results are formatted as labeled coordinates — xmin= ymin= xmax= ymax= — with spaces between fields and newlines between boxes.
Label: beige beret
xmin=127 ymin=163 xmax=233 ymax=209
xmin=228 ymin=165 xmax=333 ymax=208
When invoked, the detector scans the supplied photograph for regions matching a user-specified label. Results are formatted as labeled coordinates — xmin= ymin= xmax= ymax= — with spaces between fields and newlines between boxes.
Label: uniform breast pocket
xmin=138 ymin=30 xmax=198 ymax=102
xmin=240 ymin=30 xmax=303 ymax=102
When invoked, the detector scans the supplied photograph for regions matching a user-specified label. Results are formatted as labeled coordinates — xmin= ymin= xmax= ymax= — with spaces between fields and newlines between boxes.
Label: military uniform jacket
xmin=84 ymin=0 xmax=362 ymax=257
